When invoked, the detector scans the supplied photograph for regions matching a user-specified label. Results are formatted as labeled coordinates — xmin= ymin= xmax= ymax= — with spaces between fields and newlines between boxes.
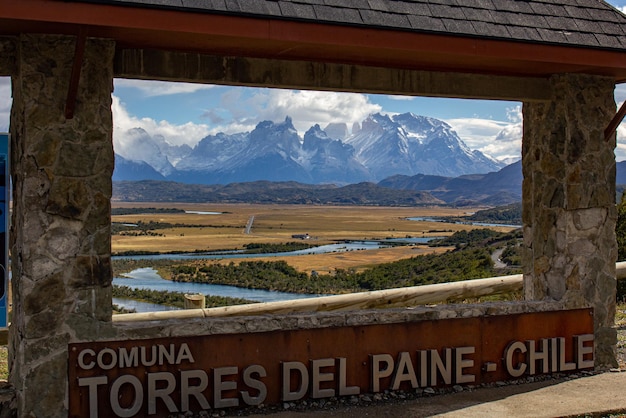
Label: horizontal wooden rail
xmin=113 ymin=274 xmax=523 ymax=323
xmin=617 ymin=261 xmax=626 ymax=280
xmin=113 ymin=262 xmax=626 ymax=323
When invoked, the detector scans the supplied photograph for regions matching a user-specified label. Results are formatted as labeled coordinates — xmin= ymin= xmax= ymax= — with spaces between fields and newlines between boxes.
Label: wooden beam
xmin=4 ymin=0 xmax=626 ymax=81
xmin=114 ymin=49 xmax=552 ymax=102
xmin=606 ymin=99 xmax=626 ymax=142
xmin=113 ymin=261 xmax=626 ymax=323
xmin=64 ymin=27 xmax=87 ymax=119
xmin=113 ymin=274 xmax=524 ymax=322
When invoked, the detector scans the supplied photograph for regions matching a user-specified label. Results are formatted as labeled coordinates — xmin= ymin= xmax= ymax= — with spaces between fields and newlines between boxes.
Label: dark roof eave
xmin=61 ymin=0 xmax=626 ymax=53
xmin=1 ymin=0 xmax=626 ymax=81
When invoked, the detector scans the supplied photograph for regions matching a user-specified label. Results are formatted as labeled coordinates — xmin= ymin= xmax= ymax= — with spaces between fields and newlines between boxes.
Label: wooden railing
xmin=112 ymin=262 xmax=626 ymax=323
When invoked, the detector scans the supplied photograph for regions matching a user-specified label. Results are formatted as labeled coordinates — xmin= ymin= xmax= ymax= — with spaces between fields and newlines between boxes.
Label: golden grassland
xmin=163 ymin=246 xmax=454 ymax=276
xmin=112 ymin=203 xmax=514 ymax=274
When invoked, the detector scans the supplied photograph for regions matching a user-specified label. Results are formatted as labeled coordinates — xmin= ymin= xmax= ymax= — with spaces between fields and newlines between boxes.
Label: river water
xmin=111 ymin=236 xmax=451 ymax=313
xmin=112 ymin=267 xmax=328 ymax=313
xmin=115 ymin=238 xmax=434 ymax=261
xmin=111 ymin=215 xmax=516 ymax=313
xmin=406 ymin=217 xmax=521 ymax=229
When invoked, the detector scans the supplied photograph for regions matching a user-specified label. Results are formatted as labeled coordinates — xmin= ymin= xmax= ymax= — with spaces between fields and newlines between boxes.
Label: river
xmin=112 ymin=217 xmax=515 ymax=313
xmin=114 ymin=238 xmax=435 ymax=261
xmin=113 ymin=267 xmax=327 ymax=313
xmin=112 ymin=238 xmax=438 ymax=313
xmin=406 ymin=217 xmax=521 ymax=228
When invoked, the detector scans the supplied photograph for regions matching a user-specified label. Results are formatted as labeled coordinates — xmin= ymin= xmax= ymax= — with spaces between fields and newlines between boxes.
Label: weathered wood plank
xmin=114 ymin=49 xmax=552 ymax=102
xmin=113 ymin=274 xmax=524 ymax=322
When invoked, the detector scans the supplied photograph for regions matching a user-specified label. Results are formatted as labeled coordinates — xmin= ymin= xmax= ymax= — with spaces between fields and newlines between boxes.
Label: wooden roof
xmin=1 ymin=0 xmax=626 ymax=81
xmin=83 ymin=0 xmax=626 ymax=51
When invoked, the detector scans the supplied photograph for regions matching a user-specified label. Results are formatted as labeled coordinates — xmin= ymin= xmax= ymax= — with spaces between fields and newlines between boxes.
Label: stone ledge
xmin=111 ymin=300 xmax=567 ymax=340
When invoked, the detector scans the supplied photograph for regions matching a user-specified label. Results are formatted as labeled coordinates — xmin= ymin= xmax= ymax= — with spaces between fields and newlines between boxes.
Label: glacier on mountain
xmin=114 ymin=112 xmax=506 ymax=185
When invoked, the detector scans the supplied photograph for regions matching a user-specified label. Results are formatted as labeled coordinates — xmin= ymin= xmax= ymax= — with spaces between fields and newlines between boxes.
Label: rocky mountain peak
xmin=115 ymin=112 xmax=506 ymax=185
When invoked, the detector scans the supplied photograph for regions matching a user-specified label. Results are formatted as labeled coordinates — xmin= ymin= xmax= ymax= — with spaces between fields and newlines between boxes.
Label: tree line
xmin=112 ymin=285 xmax=255 ymax=308
xmin=111 ymin=228 xmax=523 ymax=307
xmin=168 ymin=230 xmax=518 ymax=295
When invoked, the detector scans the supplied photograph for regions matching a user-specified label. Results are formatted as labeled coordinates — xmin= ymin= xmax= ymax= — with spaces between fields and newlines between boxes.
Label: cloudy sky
xmin=1 ymin=1 xmax=626 ymax=163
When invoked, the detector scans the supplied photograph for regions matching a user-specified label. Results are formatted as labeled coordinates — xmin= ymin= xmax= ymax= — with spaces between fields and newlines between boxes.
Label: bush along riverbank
xmin=111 ymin=229 xmax=523 ymax=305
xmin=168 ymin=230 xmax=522 ymax=295
xmin=170 ymin=247 xmax=499 ymax=294
xmin=112 ymin=285 xmax=256 ymax=309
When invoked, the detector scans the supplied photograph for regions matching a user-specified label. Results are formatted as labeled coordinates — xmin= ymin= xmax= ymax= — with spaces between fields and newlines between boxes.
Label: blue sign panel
xmin=0 ymin=133 xmax=8 ymax=329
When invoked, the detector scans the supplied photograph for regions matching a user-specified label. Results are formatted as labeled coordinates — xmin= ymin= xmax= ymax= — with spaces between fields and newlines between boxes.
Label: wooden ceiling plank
xmin=0 ymin=0 xmax=625 ymax=81
xmin=114 ymin=49 xmax=552 ymax=102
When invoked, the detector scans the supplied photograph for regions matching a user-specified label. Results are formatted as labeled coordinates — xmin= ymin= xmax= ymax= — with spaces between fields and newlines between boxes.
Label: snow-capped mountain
xmin=302 ymin=125 xmax=369 ymax=184
xmin=112 ymin=154 xmax=165 ymax=181
xmin=114 ymin=128 xmax=181 ymax=177
xmin=174 ymin=131 xmax=249 ymax=172
xmin=114 ymin=112 xmax=505 ymax=185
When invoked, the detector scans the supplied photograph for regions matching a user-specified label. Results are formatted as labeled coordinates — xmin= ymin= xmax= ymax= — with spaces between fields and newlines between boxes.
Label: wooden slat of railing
xmin=113 ymin=274 xmax=523 ymax=323
xmin=113 ymin=263 xmax=626 ymax=323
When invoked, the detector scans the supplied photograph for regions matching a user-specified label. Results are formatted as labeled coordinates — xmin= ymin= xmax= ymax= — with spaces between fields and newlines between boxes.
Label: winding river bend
xmin=113 ymin=240 xmax=433 ymax=313
xmin=114 ymin=238 xmax=434 ymax=261
xmin=113 ymin=267 xmax=326 ymax=313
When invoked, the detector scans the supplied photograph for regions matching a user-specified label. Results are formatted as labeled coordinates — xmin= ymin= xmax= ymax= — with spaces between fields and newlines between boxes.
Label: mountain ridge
xmin=114 ymin=159 xmax=626 ymax=206
xmin=113 ymin=179 xmax=446 ymax=206
xmin=112 ymin=160 xmax=524 ymax=206
xmin=114 ymin=112 xmax=505 ymax=185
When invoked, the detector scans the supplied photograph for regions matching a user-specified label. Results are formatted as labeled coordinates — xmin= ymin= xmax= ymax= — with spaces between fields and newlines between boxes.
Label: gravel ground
xmin=616 ymin=304 xmax=626 ymax=370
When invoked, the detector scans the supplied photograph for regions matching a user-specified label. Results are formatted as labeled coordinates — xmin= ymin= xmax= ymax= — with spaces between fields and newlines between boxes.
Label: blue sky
xmin=110 ymin=80 xmax=525 ymax=162
xmin=1 ymin=1 xmax=626 ymax=163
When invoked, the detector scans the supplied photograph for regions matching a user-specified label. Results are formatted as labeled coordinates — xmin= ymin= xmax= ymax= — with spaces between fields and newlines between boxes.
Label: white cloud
xmin=615 ymin=83 xmax=626 ymax=161
xmin=445 ymin=116 xmax=520 ymax=161
xmin=0 ymin=78 xmax=11 ymax=132
xmin=114 ymin=79 xmax=214 ymax=97
xmin=446 ymin=99 xmax=626 ymax=163
xmin=240 ymin=89 xmax=382 ymax=134
xmin=112 ymin=95 xmax=210 ymax=152
xmin=2 ymin=76 xmax=626 ymax=164
xmin=387 ymin=95 xmax=416 ymax=101
xmin=616 ymin=83 xmax=626 ymax=104
xmin=618 ymin=123 xmax=626 ymax=161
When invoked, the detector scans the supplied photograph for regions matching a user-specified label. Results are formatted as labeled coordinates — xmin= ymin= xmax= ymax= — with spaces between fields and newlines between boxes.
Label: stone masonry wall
xmin=522 ymin=74 xmax=617 ymax=368
xmin=111 ymin=300 xmax=567 ymax=340
xmin=9 ymin=34 xmax=115 ymax=417
xmin=3 ymin=33 xmax=620 ymax=416
xmin=0 ymin=37 xmax=16 ymax=77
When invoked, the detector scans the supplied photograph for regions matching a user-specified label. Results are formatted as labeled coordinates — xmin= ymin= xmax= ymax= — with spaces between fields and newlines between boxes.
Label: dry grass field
xmin=112 ymin=203 xmax=514 ymax=273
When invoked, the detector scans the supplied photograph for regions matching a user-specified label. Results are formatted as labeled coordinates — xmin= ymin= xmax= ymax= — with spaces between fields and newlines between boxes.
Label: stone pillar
xmin=9 ymin=34 xmax=114 ymax=417
xmin=522 ymin=74 xmax=617 ymax=368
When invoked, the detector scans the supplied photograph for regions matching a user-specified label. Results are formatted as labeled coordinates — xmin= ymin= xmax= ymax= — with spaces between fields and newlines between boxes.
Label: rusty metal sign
xmin=68 ymin=308 xmax=594 ymax=417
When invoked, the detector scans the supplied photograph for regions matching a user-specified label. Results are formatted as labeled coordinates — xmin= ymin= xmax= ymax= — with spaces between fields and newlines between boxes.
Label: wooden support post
xmin=605 ymin=99 xmax=626 ymax=142
xmin=64 ymin=28 xmax=87 ymax=119
xmin=184 ymin=294 xmax=206 ymax=309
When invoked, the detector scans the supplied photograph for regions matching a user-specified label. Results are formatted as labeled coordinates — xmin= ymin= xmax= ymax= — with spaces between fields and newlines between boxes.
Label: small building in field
xmin=292 ymin=233 xmax=310 ymax=240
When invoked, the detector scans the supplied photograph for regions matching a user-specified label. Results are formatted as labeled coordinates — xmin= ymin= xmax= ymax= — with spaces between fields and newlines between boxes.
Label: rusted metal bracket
xmin=605 ymin=100 xmax=626 ymax=142
xmin=65 ymin=27 xmax=87 ymax=119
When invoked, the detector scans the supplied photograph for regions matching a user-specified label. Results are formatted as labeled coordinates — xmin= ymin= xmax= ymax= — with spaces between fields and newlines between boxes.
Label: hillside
xmin=113 ymin=161 xmax=525 ymax=206
xmin=378 ymin=160 xmax=522 ymax=205
xmin=112 ymin=180 xmax=445 ymax=206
